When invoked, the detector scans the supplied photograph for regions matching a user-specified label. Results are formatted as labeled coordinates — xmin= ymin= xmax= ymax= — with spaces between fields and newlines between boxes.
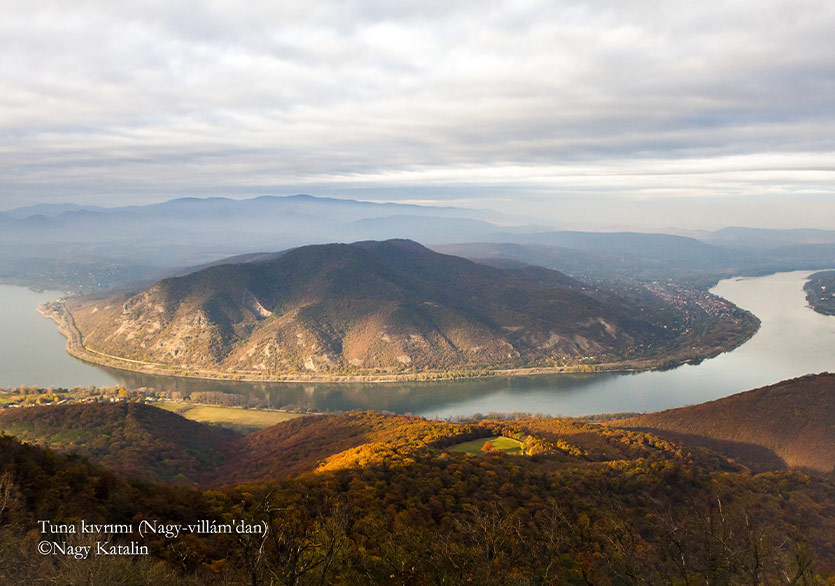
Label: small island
xmin=805 ymin=270 xmax=835 ymax=316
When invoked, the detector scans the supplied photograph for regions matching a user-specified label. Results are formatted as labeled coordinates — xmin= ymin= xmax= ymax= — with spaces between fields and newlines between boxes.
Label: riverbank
xmin=41 ymin=296 xmax=760 ymax=384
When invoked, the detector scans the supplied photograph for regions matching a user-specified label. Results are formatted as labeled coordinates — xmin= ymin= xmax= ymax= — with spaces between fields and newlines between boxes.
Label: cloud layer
xmin=2 ymin=1 xmax=834 ymax=227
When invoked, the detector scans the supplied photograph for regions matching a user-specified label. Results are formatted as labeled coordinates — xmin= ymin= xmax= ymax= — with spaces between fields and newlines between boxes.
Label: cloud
xmin=1 ymin=0 xmax=834 ymax=227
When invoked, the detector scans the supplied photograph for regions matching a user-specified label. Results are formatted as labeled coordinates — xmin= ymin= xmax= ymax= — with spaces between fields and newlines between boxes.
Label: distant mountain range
xmin=2 ymin=194 xmax=834 ymax=292
xmin=64 ymin=240 xmax=691 ymax=377
xmin=436 ymin=234 xmax=835 ymax=286
xmin=0 ymin=194 xmax=506 ymax=266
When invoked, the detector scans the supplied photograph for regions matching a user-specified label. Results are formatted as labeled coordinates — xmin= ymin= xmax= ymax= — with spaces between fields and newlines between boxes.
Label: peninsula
xmin=43 ymin=240 xmax=759 ymax=382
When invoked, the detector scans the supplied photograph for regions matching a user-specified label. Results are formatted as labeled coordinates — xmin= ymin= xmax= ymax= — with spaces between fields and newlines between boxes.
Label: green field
xmin=154 ymin=402 xmax=304 ymax=434
xmin=446 ymin=435 xmax=525 ymax=455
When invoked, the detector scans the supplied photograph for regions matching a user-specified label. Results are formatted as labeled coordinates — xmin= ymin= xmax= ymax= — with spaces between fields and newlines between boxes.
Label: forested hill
xmin=0 ymin=405 xmax=729 ymax=486
xmin=1 ymin=398 xmax=834 ymax=583
xmin=619 ymin=373 xmax=835 ymax=473
xmin=66 ymin=239 xmax=691 ymax=376
xmin=0 ymin=402 xmax=236 ymax=483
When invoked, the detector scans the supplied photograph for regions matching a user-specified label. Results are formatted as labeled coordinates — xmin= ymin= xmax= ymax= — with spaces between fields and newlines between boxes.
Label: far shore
xmin=39 ymin=298 xmax=760 ymax=385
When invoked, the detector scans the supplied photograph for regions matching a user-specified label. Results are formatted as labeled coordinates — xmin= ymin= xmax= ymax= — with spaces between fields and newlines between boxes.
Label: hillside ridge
xmin=50 ymin=239 xmax=758 ymax=381
xmin=2 ymin=402 xmax=834 ymax=583
xmin=618 ymin=372 xmax=835 ymax=472
xmin=0 ymin=402 xmax=236 ymax=483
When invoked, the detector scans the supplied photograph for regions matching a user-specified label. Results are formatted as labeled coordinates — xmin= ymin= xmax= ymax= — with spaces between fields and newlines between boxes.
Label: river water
xmin=1 ymin=270 xmax=833 ymax=417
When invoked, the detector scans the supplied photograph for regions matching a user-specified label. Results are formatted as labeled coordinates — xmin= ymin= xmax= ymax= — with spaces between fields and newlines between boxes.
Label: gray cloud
xmin=1 ymin=1 xmax=834 ymax=228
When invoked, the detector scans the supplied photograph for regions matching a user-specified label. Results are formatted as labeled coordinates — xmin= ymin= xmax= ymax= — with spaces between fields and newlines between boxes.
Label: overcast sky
xmin=2 ymin=1 xmax=834 ymax=229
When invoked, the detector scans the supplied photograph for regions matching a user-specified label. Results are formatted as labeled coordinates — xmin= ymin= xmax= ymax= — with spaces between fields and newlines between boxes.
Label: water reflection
xmin=104 ymin=367 xmax=622 ymax=415
xmin=3 ymin=270 xmax=834 ymax=417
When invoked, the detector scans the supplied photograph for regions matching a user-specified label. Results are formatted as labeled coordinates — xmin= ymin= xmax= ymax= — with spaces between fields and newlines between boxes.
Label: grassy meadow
xmin=154 ymin=401 xmax=304 ymax=434
xmin=446 ymin=435 xmax=525 ymax=455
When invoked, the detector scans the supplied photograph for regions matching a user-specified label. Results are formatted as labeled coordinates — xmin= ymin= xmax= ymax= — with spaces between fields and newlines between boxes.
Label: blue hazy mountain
xmin=0 ymin=195 xmax=500 ymax=263
xmin=2 ymin=194 xmax=834 ymax=292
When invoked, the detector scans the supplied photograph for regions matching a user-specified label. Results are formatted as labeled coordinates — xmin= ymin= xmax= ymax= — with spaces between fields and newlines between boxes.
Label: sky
xmin=2 ymin=0 xmax=835 ymax=229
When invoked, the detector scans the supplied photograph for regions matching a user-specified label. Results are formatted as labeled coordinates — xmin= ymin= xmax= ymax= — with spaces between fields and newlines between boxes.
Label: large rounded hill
xmin=67 ymin=239 xmax=687 ymax=376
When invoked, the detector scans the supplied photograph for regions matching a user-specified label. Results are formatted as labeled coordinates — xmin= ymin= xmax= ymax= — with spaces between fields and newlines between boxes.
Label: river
xmin=1 ymin=269 xmax=833 ymax=417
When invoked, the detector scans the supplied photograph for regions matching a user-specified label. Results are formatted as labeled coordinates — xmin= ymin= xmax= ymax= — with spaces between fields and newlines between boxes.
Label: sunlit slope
xmin=209 ymin=410 xmax=738 ymax=485
xmin=2 ymin=416 xmax=834 ymax=583
xmin=0 ymin=404 xmax=730 ymax=486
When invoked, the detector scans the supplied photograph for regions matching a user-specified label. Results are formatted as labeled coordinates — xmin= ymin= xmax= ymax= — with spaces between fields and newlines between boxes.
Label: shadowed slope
xmin=618 ymin=373 xmax=835 ymax=473
xmin=0 ymin=402 xmax=237 ymax=483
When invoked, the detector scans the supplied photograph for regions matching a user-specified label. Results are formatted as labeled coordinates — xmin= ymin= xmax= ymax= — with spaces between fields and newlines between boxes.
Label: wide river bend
xmin=1 ymin=270 xmax=832 ymax=417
